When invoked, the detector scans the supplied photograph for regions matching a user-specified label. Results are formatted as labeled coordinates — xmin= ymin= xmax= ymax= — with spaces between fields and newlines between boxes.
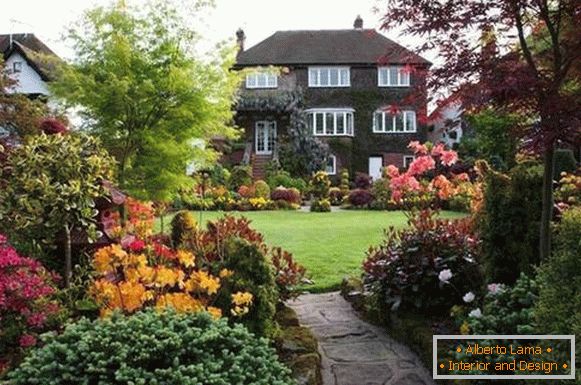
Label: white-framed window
xmin=306 ymin=108 xmax=355 ymax=136
xmin=12 ymin=61 xmax=22 ymax=73
xmin=325 ymin=155 xmax=337 ymax=175
xmin=378 ymin=66 xmax=410 ymax=87
xmin=373 ymin=110 xmax=417 ymax=133
xmin=308 ymin=67 xmax=350 ymax=87
xmin=403 ymin=155 xmax=415 ymax=169
xmin=246 ymin=72 xmax=278 ymax=89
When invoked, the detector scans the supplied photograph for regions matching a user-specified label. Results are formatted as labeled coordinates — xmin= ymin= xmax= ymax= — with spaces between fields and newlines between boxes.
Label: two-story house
xmin=232 ymin=16 xmax=431 ymax=180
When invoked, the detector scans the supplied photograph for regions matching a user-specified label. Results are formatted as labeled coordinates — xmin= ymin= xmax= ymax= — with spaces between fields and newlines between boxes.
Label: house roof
xmin=236 ymin=29 xmax=430 ymax=67
xmin=0 ymin=33 xmax=60 ymax=80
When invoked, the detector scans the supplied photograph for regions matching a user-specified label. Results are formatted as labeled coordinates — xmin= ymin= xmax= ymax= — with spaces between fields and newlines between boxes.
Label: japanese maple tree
xmin=379 ymin=0 xmax=581 ymax=259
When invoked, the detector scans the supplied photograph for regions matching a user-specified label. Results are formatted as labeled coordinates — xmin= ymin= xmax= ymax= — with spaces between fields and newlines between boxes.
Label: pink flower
xmin=440 ymin=150 xmax=458 ymax=166
xmin=384 ymin=165 xmax=400 ymax=179
xmin=407 ymin=156 xmax=435 ymax=176
xmin=127 ymin=239 xmax=145 ymax=252
xmin=19 ymin=334 xmax=37 ymax=348
xmin=0 ymin=234 xmax=6 ymax=245
xmin=454 ymin=172 xmax=470 ymax=182
xmin=431 ymin=143 xmax=445 ymax=156
xmin=407 ymin=141 xmax=429 ymax=155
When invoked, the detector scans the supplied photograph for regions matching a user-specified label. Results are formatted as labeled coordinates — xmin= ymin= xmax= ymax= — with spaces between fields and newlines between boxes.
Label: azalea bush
xmin=8 ymin=310 xmax=295 ymax=385
xmin=0 ymin=235 xmax=62 ymax=371
xmin=363 ymin=210 xmax=484 ymax=316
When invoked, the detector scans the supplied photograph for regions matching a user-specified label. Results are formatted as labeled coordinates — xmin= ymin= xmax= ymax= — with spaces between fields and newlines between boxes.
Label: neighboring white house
xmin=428 ymin=97 xmax=464 ymax=147
xmin=1 ymin=33 xmax=58 ymax=97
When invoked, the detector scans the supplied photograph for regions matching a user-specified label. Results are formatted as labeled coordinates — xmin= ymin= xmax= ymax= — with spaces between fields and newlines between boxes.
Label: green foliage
xmin=52 ymin=0 xmax=240 ymax=201
xmin=170 ymin=210 xmax=197 ymax=247
xmin=553 ymin=149 xmax=577 ymax=177
xmin=217 ymin=239 xmax=279 ymax=337
xmin=464 ymin=274 xmax=538 ymax=335
xmin=266 ymin=170 xmax=307 ymax=192
xmin=253 ymin=180 xmax=271 ymax=200
xmin=459 ymin=109 xmax=519 ymax=170
xmin=279 ymin=108 xmax=329 ymax=178
xmin=369 ymin=179 xmax=392 ymax=210
xmin=230 ymin=165 xmax=253 ymax=190
xmin=8 ymin=310 xmax=295 ymax=384
xmin=479 ymin=162 xmax=543 ymax=284
xmin=0 ymin=132 xmax=114 ymax=265
xmin=535 ymin=207 xmax=581 ymax=335
xmin=310 ymin=199 xmax=331 ymax=212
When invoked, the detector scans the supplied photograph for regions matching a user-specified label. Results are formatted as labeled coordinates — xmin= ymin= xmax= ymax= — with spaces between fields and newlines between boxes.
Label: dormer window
xmin=308 ymin=67 xmax=350 ymax=87
xmin=246 ymin=71 xmax=278 ymax=89
xmin=12 ymin=62 xmax=22 ymax=73
xmin=378 ymin=66 xmax=410 ymax=87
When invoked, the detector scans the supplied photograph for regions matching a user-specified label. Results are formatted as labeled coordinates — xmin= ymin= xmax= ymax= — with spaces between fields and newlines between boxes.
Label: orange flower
xmin=207 ymin=306 xmax=223 ymax=319
xmin=176 ymin=250 xmax=195 ymax=268
xmin=93 ymin=244 xmax=127 ymax=273
xmin=156 ymin=293 xmax=203 ymax=312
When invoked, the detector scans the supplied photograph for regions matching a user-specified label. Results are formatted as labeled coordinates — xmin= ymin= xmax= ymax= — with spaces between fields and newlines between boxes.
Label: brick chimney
xmin=236 ymin=28 xmax=246 ymax=54
xmin=354 ymin=15 xmax=363 ymax=29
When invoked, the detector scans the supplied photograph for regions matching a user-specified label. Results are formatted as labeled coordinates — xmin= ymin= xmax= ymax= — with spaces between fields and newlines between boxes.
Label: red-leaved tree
xmin=379 ymin=0 xmax=581 ymax=259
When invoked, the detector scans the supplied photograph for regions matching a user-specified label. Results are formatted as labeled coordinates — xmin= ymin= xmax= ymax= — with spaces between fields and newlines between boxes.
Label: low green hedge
xmin=8 ymin=310 xmax=295 ymax=385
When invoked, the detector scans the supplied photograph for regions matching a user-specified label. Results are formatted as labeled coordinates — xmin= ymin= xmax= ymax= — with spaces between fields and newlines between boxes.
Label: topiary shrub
xmin=348 ymin=188 xmax=374 ymax=208
xmin=309 ymin=171 xmax=330 ymax=199
xmin=479 ymin=161 xmax=543 ymax=284
xmin=271 ymin=187 xmax=301 ymax=205
xmin=369 ymin=179 xmax=391 ymax=210
xmin=253 ymin=180 xmax=271 ymax=200
xmin=230 ymin=165 xmax=253 ymax=190
xmin=339 ymin=168 xmax=350 ymax=196
xmin=170 ymin=210 xmax=197 ymax=247
xmin=8 ymin=310 xmax=295 ymax=385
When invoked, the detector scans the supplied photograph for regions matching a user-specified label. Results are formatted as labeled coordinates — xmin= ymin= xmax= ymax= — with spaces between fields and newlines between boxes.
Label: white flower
xmin=487 ymin=283 xmax=503 ymax=295
xmin=463 ymin=292 xmax=475 ymax=303
xmin=469 ymin=308 xmax=482 ymax=318
xmin=438 ymin=269 xmax=453 ymax=283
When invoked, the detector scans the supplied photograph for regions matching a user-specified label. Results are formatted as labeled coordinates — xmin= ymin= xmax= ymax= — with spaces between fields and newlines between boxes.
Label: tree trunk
xmin=64 ymin=223 xmax=72 ymax=288
xmin=539 ymin=143 xmax=555 ymax=261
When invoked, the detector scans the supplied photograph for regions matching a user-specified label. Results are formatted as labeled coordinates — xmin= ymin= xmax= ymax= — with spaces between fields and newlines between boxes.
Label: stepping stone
xmin=331 ymin=363 xmax=393 ymax=385
xmin=391 ymin=373 xmax=427 ymax=385
xmin=322 ymin=341 xmax=398 ymax=362
xmin=309 ymin=323 xmax=377 ymax=343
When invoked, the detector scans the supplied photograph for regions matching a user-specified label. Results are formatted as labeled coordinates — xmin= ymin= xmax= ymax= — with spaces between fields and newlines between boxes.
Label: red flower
xmin=128 ymin=239 xmax=146 ymax=252
xmin=19 ymin=334 xmax=37 ymax=348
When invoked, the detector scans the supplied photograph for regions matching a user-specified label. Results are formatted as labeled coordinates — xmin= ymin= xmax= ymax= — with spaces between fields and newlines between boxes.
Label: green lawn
xmin=158 ymin=210 xmax=465 ymax=292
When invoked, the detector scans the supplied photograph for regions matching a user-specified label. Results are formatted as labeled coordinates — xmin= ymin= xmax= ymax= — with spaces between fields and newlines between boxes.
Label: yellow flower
xmin=176 ymin=250 xmax=195 ymax=268
xmin=186 ymin=270 xmax=220 ymax=295
xmin=207 ymin=306 xmax=222 ymax=319
xmin=219 ymin=268 xmax=233 ymax=279
xmin=93 ymin=244 xmax=127 ymax=273
xmin=154 ymin=267 xmax=184 ymax=288
xmin=156 ymin=293 xmax=203 ymax=313
xmin=232 ymin=291 xmax=253 ymax=306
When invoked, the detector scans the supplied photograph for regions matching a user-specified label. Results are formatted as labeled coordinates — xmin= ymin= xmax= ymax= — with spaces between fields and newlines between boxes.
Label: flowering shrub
xmin=0 ymin=235 xmax=61 ymax=369
xmin=8 ymin=310 xmax=295 ymax=384
xmin=348 ymin=188 xmax=374 ymax=208
xmin=363 ymin=211 xmax=483 ymax=315
xmin=248 ymin=197 xmax=270 ymax=210
xmin=555 ymin=169 xmax=581 ymax=212
xmin=309 ymin=171 xmax=331 ymax=199
xmin=238 ymin=185 xmax=255 ymax=199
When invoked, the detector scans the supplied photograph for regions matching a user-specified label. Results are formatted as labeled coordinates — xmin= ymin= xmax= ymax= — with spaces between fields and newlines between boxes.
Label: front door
xmin=368 ymin=156 xmax=383 ymax=180
xmin=255 ymin=121 xmax=277 ymax=154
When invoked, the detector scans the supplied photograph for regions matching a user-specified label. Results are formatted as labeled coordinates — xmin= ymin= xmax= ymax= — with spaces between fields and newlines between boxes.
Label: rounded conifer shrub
xmin=8 ymin=310 xmax=295 ymax=385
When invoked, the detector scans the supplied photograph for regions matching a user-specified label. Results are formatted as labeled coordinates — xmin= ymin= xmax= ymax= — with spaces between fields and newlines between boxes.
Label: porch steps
xmin=251 ymin=154 xmax=272 ymax=181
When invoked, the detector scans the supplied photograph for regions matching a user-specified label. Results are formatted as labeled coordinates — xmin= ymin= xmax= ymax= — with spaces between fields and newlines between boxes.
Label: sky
xmin=0 ymin=0 xmax=434 ymax=63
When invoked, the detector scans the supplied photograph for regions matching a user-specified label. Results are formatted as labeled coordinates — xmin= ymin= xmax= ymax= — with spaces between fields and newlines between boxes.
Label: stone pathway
xmin=288 ymin=292 xmax=435 ymax=385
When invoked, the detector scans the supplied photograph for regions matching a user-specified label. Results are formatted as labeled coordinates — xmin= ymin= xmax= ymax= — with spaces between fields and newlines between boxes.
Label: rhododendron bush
xmin=0 ymin=234 xmax=61 ymax=370
xmin=385 ymin=141 xmax=481 ymax=213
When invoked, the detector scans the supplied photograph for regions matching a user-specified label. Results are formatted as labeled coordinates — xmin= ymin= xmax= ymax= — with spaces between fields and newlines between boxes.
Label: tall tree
xmin=380 ymin=0 xmax=581 ymax=259
xmin=52 ymin=0 xmax=240 ymax=201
